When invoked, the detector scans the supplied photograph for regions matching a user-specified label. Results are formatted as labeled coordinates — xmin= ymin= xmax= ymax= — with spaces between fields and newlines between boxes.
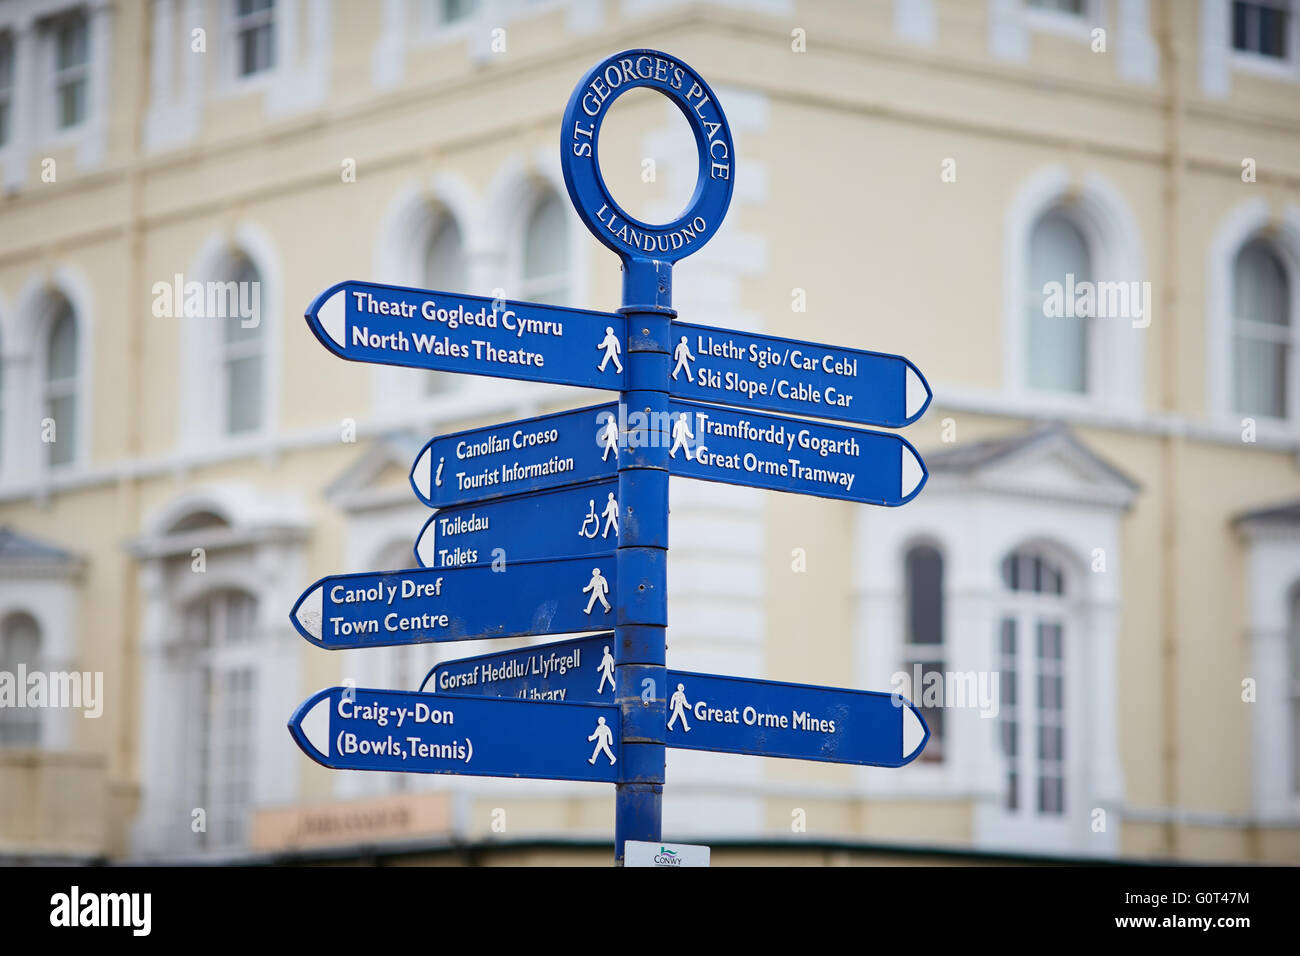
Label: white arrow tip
xmin=300 ymin=695 xmax=330 ymax=756
xmin=903 ymin=704 xmax=926 ymax=761
xmin=901 ymin=445 xmax=925 ymax=498
xmin=295 ymin=584 xmax=324 ymax=642
xmin=415 ymin=518 xmax=438 ymax=567
xmin=905 ymin=365 xmax=929 ymax=418
xmin=316 ymin=289 xmax=346 ymax=347
xmin=412 ymin=447 xmax=432 ymax=501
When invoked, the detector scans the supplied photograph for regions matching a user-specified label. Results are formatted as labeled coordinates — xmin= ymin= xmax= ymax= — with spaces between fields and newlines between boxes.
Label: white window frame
xmin=41 ymin=301 xmax=79 ymax=470
xmin=182 ymin=587 xmax=260 ymax=851
xmin=222 ymin=0 xmax=278 ymax=91
xmin=1207 ymin=200 xmax=1300 ymax=433
xmin=0 ymin=549 xmax=84 ymax=752
xmin=514 ymin=188 xmax=571 ymax=306
xmin=48 ymin=9 xmax=88 ymax=132
xmin=1237 ymin=515 xmax=1300 ymax=822
xmin=854 ymin=432 xmax=1130 ymax=856
xmin=372 ymin=179 xmax=483 ymax=413
xmin=36 ymin=6 xmax=91 ymax=146
xmin=420 ymin=214 xmax=469 ymax=398
xmin=128 ymin=487 xmax=306 ymax=860
xmin=0 ymin=610 xmax=44 ymax=746
xmin=1002 ymin=167 xmax=1146 ymax=416
xmin=1204 ymin=0 xmax=1300 ymax=93
xmin=418 ymin=0 xmax=479 ymax=37
xmin=0 ymin=30 xmax=14 ymax=151
xmin=1022 ymin=207 xmax=1101 ymax=398
xmin=996 ymin=549 xmax=1073 ymax=825
xmin=7 ymin=271 xmax=95 ymax=487
xmin=180 ymin=228 xmax=281 ymax=455
xmin=216 ymin=258 xmax=266 ymax=438
xmin=901 ymin=540 xmax=948 ymax=764
xmin=1228 ymin=0 xmax=1300 ymax=78
xmin=1230 ymin=240 xmax=1297 ymax=422
xmin=1023 ymin=0 xmax=1101 ymax=39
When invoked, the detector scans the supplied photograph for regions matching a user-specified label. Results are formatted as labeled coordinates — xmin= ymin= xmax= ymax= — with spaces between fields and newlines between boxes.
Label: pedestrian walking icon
xmin=600 ymin=415 xmax=619 ymax=461
xmin=583 ymin=567 xmax=611 ymax=614
xmin=597 ymin=327 xmax=623 ymax=374
xmin=601 ymin=492 xmax=619 ymax=538
xmin=672 ymin=336 xmax=695 ymax=382
xmin=588 ymin=715 xmax=617 ymax=765
xmin=597 ymin=645 xmax=615 ymax=695
xmin=669 ymin=413 xmax=694 ymax=460
xmin=668 ymin=683 xmax=691 ymax=732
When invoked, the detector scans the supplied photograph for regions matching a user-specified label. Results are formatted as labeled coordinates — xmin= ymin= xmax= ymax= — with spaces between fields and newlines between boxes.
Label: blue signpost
xmin=305 ymin=280 xmax=627 ymax=391
xmin=420 ymin=634 xmax=615 ymax=701
xmin=409 ymin=403 xmax=619 ymax=509
xmin=421 ymin=636 xmax=930 ymax=769
xmin=413 ymin=480 xmax=620 ymax=569
xmin=290 ymin=48 xmax=935 ymax=865
xmin=666 ymin=399 xmax=927 ymax=506
xmin=669 ymin=323 xmax=932 ymax=429
xmin=289 ymin=556 xmax=617 ymax=649
xmin=662 ymin=672 xmax=929 ymax=769
xmin=289 ymin=686 xmax=620 ymax=782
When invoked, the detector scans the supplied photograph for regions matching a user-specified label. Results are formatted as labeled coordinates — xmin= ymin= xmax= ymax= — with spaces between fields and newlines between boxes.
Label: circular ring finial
xmin=560 ymin=50 xmax=735 ymax=264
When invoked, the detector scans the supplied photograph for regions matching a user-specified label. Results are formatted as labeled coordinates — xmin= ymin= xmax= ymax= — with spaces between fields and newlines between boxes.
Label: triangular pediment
xmin=926 ymin=424 xmax=1139 ymax=509
xmin=325 ymin=433 xmax=426 ymax=510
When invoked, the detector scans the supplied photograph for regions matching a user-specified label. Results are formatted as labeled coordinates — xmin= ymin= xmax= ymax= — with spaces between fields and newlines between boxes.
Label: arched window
xmin=219 ymin=255 xmax=264 ymax=435
xmin=520 ymin=191 xmax=569 ymax=305
xmin=1232 ymin=238 xmax=1292 ymax=419
xmin=422 ymin=216 xmax=467 ymax=396
xmin=0 ymin=612 xmax=42 ymax=745
xmin=168 ymin=510 xmax=230 ymax=534
xmin=44 ymin=297 xmax=79 ymax=468
xmin=998 ymin=548 xmax=1068 ymax=816
xmin=181 ymin=588 xmax=258 ymax=849
xmin=1026 ymin=210 xmax=1092 ymax=394
xmin=903 ymin=544 xmax=945 ymax=762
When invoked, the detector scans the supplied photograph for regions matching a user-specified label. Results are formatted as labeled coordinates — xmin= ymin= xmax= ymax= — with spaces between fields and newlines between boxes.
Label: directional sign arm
xmin=670 ymin=322 xmax=932 ymax=429
xmin=290 ymin=556 xmax=618 ymax=649
xmin=414 ymin=479 xmax=620 ymax=569
xmin=289 ymin=686 xmax=621 ymax=783
xmin=305 ymin=280 xmax=627 ymax=391
xmin=663 ymin=671 xmax=930 ymax=768
xmin=409 ymin=402 xmax=620 ymax=508
xmin=667 ymin=399 xmax=927 ymax=506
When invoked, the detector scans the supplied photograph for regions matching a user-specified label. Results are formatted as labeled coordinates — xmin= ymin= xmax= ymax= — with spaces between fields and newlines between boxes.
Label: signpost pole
xmin=613 ymin=258 xmax=673 ymax=862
